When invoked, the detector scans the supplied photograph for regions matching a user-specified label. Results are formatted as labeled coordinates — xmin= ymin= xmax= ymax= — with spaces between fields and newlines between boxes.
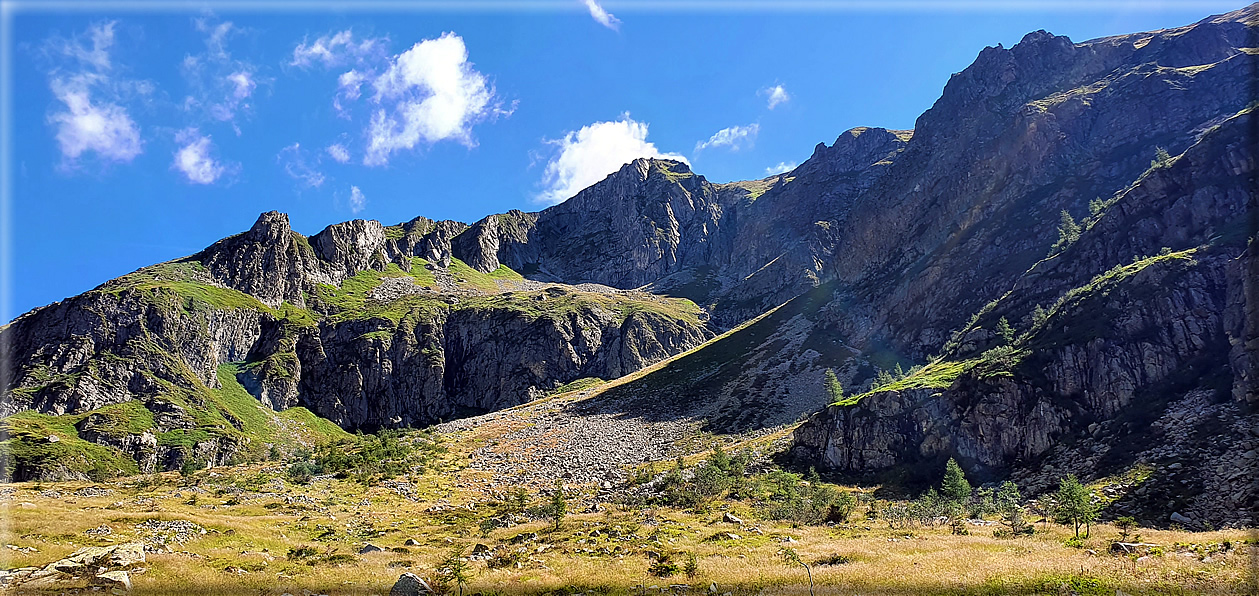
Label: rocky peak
xmin=244 ymin=211 xmax=291 ymax=244
xmin=800 ymin=127 xmax=911 ymax=177
xmin=311 ymin=219 xmax=388 ymax=275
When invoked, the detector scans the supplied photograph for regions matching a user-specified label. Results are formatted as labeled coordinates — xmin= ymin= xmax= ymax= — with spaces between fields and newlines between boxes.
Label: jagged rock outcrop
xmin=450 ymin=210 xmax=537 ymax=273
xmin=196 ymin=211 xmax=320 ymax=308
xmin=451 ymin=159 xmax=732 ymax=288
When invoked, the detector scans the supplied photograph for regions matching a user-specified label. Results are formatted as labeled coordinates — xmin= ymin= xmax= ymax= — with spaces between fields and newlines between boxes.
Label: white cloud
xmin=278 ymin=142 xmax=325 ymax=188
xmin=334 ymin=69 xmax=366 ymax=115
xmin=536 ymin=114 xmax=686 ymax=206
xmin=695 ymin=123 xmax=758 ymax=152
xmin=227 ymin=71 xmax=255 ymax=100
xmin=761 ymin=84 xmax=790 ymax=110
xmin=349 ymin=185 xmax=366 ymax=213
xmin=582 ymin=0 xmax=621 ymax=31
xmin=291 ymin=30 xmax=384 ymax=69
xmin=172 ymin=129 xmax=226 ymax=184
xmin=765 ymin=161 xmax=797 ymax=175
xmin=326 ymin=143 xmax=350 ymax=163
xmin=49 ymin=78 xmax=143 ymax=164
xmin=363 ymin=32 xmax=502 ymax=166
xmin=182 ymin=18 xmax=261 ymax=128
xmin=44 ymin=21 xmax=145 ymax=165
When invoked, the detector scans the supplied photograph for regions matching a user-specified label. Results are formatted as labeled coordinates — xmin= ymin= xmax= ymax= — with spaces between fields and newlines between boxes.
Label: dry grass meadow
xmin=1 ymin=421 xmax=1256 ymax=596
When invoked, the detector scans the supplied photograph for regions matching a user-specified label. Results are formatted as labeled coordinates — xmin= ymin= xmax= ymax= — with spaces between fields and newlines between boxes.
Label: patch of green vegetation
xmin=80 ymin=401 xmax=156 ymax=437
xmin=625 ymin=448 xmax=856 ymax=526
xmin=3 ymin=358 xmax=353 ymax=481
xmin=277 ymin=407 xmax=352 ymax=443
xmin=549 ymin=378 xmax=606 ymax=396
xmin=0 ymin=409 xmax=140 ymax=480
xmin=652 ymin=160 xmax=693 ymax=184
xmin=1088 ymin=464 xmax=1153 ymax=508
xmin=383 ymin=225 xmax=406 ymax=241
xmin=286 ymin=429 xmax=444 ymax=486
xmin=1030 ymin=248 xmax=1198 ymax=340
xmin=838 ymin=359 xmax=976 ymax=406
xmin=291 ymin=232 xmax=315 ymax=257
xmin=488 ymin=264 xmax=524 ymax=281
xmin=277 ymin=301 xmax=319 ymax=328
xmin=155 ymin=427 xmax=212 ymax=449
xmin=312 ymin=264 xmax=412 ymax=313
xmin=447 ymin=258 xmax=522 ymax=292
xmin=104 ymin=261 xmax=273 ymax=314
xmin=211 ymin=364 xmax=279 ymax=439
xmin=408 ymin=258 xmax=437 ymax=287
xmin=356 ymin=330 xmax=394 ymax=342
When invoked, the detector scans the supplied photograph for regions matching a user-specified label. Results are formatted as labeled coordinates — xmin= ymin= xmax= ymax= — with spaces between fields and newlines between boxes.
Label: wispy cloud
xmin=172 ymin=128 xmax=229 ymax=184
xmin=326 ymin=143 xmax=351 ymax=163
xmin=536 ymin=113 xmax=686 ymax=205
xmin=760 ymin=84 xmax=790 ymax=110
xmin=765 ymin=161 xmax=797 ymax=175
xmin=363 ymin=32 xmax=507 ymax=166
xmin=349 ymin=185 xmax=366 ymax=213
xmin=695 ymin=123 xmax=759 ymax=152
xmin=582 ymin=0 xmax=621 ymax=31
xmin=181 ymin=18 xmax=262 ymax=130
xmin=44 ymin=21 xmax=145 ymax=166
xmin=290 ymin=30 xmax=385 ymax=69
xmin=278 ymin=142 xmax=325 ymax=188
xmin=334 ymin=69 xmax=367 ymax=116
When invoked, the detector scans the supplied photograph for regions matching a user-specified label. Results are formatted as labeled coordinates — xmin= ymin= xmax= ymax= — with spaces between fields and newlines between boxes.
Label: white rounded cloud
xmin=536 ymin=114 xmax=686 ymax=205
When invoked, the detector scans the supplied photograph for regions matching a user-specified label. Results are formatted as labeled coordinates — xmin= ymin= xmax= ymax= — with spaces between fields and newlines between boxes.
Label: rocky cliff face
xmin=792 ymin=97 xmax=1258 ymax=526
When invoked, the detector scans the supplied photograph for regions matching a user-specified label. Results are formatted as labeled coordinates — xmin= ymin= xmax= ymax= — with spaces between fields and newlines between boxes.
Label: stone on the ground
xmin=722 ymin=512 xmax=743 ymax=525
xmin=359 ymin=543 xmax=384 ymax=554
xmin=390 ymin=572 xmax=433 ymax=596
xmin=94 ymin=570 xmax=132 ymax=592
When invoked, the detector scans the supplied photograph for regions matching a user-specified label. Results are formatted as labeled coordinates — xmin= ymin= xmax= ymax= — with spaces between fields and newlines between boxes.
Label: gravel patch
xmin=436 ymin=391 xmax=701 ymax=489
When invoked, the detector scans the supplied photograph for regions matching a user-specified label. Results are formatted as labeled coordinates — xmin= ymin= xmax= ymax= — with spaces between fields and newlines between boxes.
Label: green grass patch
xmin=103 ymin=261 xmax=273 ymax=313
xmin=0 ymin=409 xmax=141 ymax=480
xmin=651 ymin=160 xmax=694 ymax=184
xmin=383 ymin=225 xmax=406 ymax=241
xmin=837 ymin=359 xmax=976 ymax=406
xmin=312 ymin=263 xmax=414 ymax=313
xmin=549 ymin=377 xmax=606 ymax=396
xmin=408 ymin=258 xmax=437 ymax=287
xmin=447 ymin=258 xmax=516 ymax=292
xmin=277 ymin=407 xmax=352 ymax=444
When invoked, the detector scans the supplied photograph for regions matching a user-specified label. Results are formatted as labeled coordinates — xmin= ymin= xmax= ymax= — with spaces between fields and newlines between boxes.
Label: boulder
xmin=94 ymin=570 xmax=132 ymax=592
xmin=723 ymin=512 xmax=743 ymax=525
xmin=390 ymin=572 xmax=434 ymax=596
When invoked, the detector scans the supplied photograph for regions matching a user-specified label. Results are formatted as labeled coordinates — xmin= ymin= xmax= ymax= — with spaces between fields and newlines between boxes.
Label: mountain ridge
xmin=1 ymin=3 xmax=1256 ymax=529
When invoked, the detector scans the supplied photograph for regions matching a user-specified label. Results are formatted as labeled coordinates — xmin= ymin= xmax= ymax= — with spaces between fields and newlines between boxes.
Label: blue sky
xmin=4 ymin=1 xmax=1247 ymax=321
